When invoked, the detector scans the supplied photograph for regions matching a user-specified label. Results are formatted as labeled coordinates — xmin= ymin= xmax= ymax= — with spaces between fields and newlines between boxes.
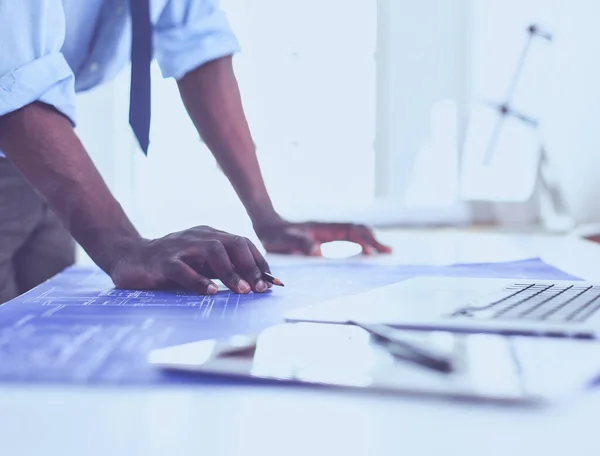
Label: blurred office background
xmin=74 ymin=0 xmax=600 ymax=254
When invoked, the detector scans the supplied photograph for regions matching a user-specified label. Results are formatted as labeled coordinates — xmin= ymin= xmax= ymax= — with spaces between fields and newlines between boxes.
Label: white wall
xmin=542 ymin=0 xmax=600 ymax=225
xmin=376 ymin=0 xmax=468 ymax=198
xmin=73 ymin=0 xmax=600 ymax=240
xmin=72 ymin=0 xmax=471 ymax=243
xmin=127 ymin=0 xmax=381 ymax=239
xmin=463 ymin=0 xmax=600 ymax=227
xmin=461 ymin=0 xmax=561 ymax=226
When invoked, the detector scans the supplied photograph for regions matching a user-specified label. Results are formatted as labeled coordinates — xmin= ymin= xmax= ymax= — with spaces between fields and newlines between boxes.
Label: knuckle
xmin=191 ymin=225 xmax=214 ymax=236
xmin=205 ymin=239 xmax=225 ymax=255
xmin=228 ymin=235 xmax=247 ymax=248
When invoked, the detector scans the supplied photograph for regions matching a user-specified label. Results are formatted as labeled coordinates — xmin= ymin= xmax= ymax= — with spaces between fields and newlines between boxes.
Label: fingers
xmin=246 ymin=241 xmax=275 ymax=287
xmin=310 ymin=223 xmax=392 ymax=255
xmin=140 ymin=226 xmax=280 ymax=294
xmin=203 ymin=240 xmax=252 ymax=294
xmin=180 ymin=236 xmax=272 ymax=294
xmin=223 ymin=236 xmax=269 ymax=293
xmin=351 ymin=225 xmax=392 ymax=255
xmin=247 ymin=240 xmax=271 ymax=273
xmin=166 ymin=259 xmax=218 ymax=295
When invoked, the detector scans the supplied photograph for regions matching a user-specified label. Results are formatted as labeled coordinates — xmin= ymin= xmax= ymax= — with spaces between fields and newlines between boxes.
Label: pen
xmin=262 ymin=271 xmax=285 ymax=287
xmin=348 ymin=321 xmax=454 ymax=374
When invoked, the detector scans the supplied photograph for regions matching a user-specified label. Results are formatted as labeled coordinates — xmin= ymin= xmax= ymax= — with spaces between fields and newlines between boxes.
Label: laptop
xmin=149 ymin=322 xmax=600 ymax=404
xmin=285 ymin=277 xmax=600 ymax=338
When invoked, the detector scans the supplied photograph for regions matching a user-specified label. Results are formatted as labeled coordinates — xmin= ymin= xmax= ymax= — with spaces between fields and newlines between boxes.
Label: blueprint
xmin=0 ymin=258 xmax=580 ymax=385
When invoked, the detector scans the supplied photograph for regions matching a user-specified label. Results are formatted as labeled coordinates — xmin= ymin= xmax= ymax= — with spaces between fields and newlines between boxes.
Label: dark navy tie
xmin=129 ymin=0 xmax=152 ymax=154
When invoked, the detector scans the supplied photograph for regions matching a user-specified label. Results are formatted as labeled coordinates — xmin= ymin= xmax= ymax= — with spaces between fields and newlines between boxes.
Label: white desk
xmin=3 ymin=229 xmax=600 ymax=456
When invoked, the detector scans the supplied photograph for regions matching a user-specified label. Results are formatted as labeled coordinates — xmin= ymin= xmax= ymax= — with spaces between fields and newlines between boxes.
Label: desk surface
xmin=3 ymin=229 xmax=600 ymax=456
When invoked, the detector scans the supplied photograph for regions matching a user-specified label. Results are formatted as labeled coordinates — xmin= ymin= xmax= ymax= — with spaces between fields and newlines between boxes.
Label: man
xmin=0 ymin=0 xmax=390 ymax=303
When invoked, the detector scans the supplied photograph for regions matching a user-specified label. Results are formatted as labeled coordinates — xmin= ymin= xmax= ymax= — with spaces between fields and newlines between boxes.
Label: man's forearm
xmin=177 ymin=56 xmax=280 ymax=227
xmin=0 ymin=103 xmax=141 ymax=273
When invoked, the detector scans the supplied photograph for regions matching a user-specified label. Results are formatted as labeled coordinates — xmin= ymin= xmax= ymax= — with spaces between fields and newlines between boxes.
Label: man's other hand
xmin=109 ymin=226 xmax=272 ymax=295
xmin=256 ymin=221 xmax=392 ymax=256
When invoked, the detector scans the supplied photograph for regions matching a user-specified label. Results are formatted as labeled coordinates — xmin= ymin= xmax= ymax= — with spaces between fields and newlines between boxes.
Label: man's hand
xmin=255 ymin=220 xmax=392 ymax=256
xmin=109 ymin=226 xmax=272 ymax=295
xmin=178 ymin=59 xmax=391 ymax=259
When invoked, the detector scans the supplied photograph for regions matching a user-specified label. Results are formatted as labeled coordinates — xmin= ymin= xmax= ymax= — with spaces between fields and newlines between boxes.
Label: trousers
xmin=0 ymin=159 xmax=75 ymax=303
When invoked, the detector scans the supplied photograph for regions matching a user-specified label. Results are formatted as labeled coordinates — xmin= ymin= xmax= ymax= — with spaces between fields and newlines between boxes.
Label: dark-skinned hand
xmin=109 ymin=226 xmax=272 ymax=295
xmin=255 ymin=220 xmax=392 ymax=256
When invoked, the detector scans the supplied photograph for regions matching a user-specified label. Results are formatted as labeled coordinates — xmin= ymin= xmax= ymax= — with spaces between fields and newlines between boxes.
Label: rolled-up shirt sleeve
xmin=154 ymin=0 xmax=240 ymax=80
xmin=0 ymin=1 xmax=76 ymax=124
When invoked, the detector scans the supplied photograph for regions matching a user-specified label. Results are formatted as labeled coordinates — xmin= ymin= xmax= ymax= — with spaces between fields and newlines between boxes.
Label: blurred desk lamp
xmin=460 ymin=24 xmax=573 ymax=231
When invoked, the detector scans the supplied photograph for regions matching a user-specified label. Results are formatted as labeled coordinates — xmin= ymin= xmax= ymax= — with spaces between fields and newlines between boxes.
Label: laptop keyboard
xmin=451 ymin=284 xmax=600 ymax=323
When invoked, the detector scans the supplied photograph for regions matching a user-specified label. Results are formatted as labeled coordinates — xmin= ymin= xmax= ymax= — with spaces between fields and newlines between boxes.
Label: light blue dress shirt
xmin=0 ymin=0 xmax=239 ymax=141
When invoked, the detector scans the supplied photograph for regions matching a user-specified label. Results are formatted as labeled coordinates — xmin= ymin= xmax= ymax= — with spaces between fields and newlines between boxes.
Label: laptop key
xmin=541 ymin=292 xmax=600 ymax=322
xmin=492 ymin=286 xmax=565 ymax=319
xmin=567 ymin=294 xmax=600 ymax=322
xmin=449 ymin=285 xmax=538 ymax=318
xmin=519 ymin=288 xmax=594 ymax=320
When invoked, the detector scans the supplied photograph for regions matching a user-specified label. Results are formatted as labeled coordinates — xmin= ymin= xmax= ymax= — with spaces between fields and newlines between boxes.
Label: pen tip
xmin=262 ymin=272 xmax=285 ymax=287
